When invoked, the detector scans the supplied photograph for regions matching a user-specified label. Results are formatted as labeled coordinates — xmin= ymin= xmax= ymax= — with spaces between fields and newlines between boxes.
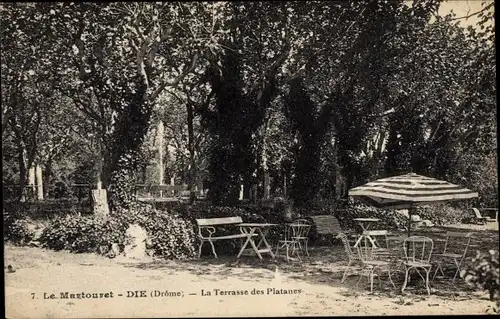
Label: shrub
xmin=3 ymin=210 xmax=36 ymax=245
xmin=38 ymin=204 xmax=197 ymax=260
xmin=415 ymin=204 xmax=470 ymax=226
xmin=39 ymin=214 xmax=128 ymax=253
xmin=114 ymin=204 xmax=197 ymax=260
xmin=334 ymin=204 xmax=408 ymax=232
xmin=462 ymin=250 xmax=500 ymax=313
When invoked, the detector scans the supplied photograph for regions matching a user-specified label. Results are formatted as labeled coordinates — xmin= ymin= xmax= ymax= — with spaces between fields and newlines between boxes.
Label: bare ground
xmin=4 ymin=222 xmax=499 ymax=318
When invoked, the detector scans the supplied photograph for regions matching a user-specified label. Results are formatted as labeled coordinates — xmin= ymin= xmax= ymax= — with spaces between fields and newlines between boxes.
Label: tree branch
xmin=448 ymin=6 xmax=491 ymax=21
xmin=149 ymin=52 xmax=200 ymax=102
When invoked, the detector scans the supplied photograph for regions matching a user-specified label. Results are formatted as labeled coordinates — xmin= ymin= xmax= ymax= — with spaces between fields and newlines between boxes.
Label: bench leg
xmin=209 ymin=239 xmax=218 ymax=259
xmin=198 ymin=239 xmax=204 ymax=259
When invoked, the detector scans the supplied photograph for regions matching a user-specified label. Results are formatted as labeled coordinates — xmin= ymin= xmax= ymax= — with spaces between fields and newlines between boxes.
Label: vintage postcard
xmin=3 ymin=1 xmax=498 ymax=317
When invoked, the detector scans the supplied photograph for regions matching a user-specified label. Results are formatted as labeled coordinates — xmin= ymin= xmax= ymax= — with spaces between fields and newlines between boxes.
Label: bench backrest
xmin=311 ymin=215 xmax=343 ymax=235
xmin=196 ymin=217 xmax=243 ymax=227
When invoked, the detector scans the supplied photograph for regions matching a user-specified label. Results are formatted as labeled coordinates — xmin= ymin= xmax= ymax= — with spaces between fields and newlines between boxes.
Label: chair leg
xmin=452 ymin=258 xmax=464 ymax=282
xmin=198 ymin=240 xmax=204 ymax=259
xmin=356 ymin=271 xmax=364 ymax=287
xmin=209 ymin=240 xmax=218 ymax=259
xmin=275 ymin=242 xmax=282 ymax=258
xmin=425 ymin=267 xmax=431 ymax=295
xmin=370 ymin=269 xmax=375 ymax=293
xmin=432 ymin=261 xmax=440 ymax=280
xmin=415 ymin=268 xmax=426 ymax=282
xmin=387 ymin=268 xmax=396 ymax=289
xmin=295 ymin=243 xmax=302 ymax=261
xmin=342 ymin=260 xmax=353 ymax=283
xmin=434 ymin=260 xmax=445 ymax=279
xmin=401 ymin=267 xmax=410 ymax=294
xmin=305 ymin=239 xmax=309 ymax=257
xmin=433 ymin=260 xmax=447 ymax=280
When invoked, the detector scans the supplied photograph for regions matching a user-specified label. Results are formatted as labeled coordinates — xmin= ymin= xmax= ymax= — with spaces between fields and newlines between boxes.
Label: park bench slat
xmin=209 ymin=233 xmax=256 ymax=240
xmin=196 ymin=217 xmax=243 ymax=226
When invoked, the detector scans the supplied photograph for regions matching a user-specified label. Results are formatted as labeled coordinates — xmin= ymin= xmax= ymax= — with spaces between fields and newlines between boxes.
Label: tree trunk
xmin=283 ymin=175 xmax=287 ymax=199
xmin=385 ymin=116 xmax=400 ymax=175
xmin=263 ymin=170 xmax=270 ymax=200
xmin=17 ymin=145 xmax=28 ymax=202
xmin=107 ymin=84 xmax=152 ymax=211
xmin=35 ymin=164 xmax=43 ymax=200
xmin=43 ymin=160 xmax=52 ymax=198
xmin=157 ymin=121 xmax=164 ymax=186
xmin=186 ymin=101 xmax=196 ymax=203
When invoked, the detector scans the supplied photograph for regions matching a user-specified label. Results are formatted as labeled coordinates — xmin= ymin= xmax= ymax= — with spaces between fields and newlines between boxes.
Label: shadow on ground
xmin=119 ymin=226 xmax=498 ymax=301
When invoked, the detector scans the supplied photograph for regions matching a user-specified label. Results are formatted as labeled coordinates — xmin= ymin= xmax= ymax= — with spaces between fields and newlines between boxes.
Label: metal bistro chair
xmin=276 ymin=219 xmax=311 ymax=262
xmin=337 ymin=232 xmax=363 ymax=283
xmin=401 ymin=236 xmax=434 ymax=295
xmin=356 ymin=234 xmax=396 ymax=293
xmin=432 ymin=231 xmax=473 ymax=283
xmin=366 ymin=230 xmax=407 ymax=278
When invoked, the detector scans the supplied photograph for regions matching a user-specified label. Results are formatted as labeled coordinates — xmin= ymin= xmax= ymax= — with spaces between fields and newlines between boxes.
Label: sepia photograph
xmin=2 ymin=0 xmax=498 ymax=317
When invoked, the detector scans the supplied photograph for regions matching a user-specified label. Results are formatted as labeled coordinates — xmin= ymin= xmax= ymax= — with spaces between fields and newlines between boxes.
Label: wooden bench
xmin=195 ymin=217 xmax=257 ymax=258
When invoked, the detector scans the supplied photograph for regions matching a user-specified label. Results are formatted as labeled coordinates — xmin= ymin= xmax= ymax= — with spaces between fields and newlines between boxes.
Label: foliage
xmin=3 ymin=210 xmax=36 ymax=245
xmin=38 ymin=203 xmax=197 ymax=259
xmin=335 ymin=204 xmax=409 ymax=232
xmin=1 ymin=2 xmax=496 ymax=212
xmin=39 ymin=214 xmax=128 ymax=253
xmin=462 ymin=250 xmax=500 ymax=313
xmin=415 ymin=204 xmax=471 ymax=226
xmin=284 ymin=78 xmax=325 ymax=206
xmin=113 ymin=204 xmax=197 ymax=259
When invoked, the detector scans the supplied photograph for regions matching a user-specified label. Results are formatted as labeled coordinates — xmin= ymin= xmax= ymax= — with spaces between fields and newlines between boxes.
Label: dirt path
xmin=5 ymin=243 xmax=497 ymax=318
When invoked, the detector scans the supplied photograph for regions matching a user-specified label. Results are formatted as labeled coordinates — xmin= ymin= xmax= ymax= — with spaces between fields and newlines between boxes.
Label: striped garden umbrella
xmin=348 ymin=173 xmax=478 ymax=237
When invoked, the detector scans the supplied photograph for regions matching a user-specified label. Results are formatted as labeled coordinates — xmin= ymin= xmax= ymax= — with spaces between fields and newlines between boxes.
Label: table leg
xmin=366 ymin=235 xmax=378 ymax=248
xmin=354 ymin=235 xmax=363 ymax=248
xmin=249 ymin=235 xmax=263 ymax=260
xmin=256 ymin=228 xmax=275 ymax=259
xmin=237 ymin=227 xmax=257 ymax=258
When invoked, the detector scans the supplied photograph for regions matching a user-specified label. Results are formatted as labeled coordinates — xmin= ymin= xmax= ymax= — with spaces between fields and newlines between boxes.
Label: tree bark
xmin=186 ymin=101 xmax=196 ymax=203
xmin=35 ymin=164 xmax=43 ymax=200
xmin=263 ymin=170 xmax=270 ymax=200
xmin=43 ymin=160 xmax=52 ymax=198
xmin=17 ymin=144 xmax=28 ymax=202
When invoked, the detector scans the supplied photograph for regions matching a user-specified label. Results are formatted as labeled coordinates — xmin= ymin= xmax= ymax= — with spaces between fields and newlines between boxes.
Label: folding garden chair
xmin=401 ymin=236 xmax=434 ymax=295
xmin=356 ymin=239 xmax=396 ymax=293
xmin=337 ymin=232 xmax=396 ymax=293
xmin=471 ymin=208 xmax=496 ymax=225
xmin=432 ymin=231 xmax=473 ymax=282
xmin=311 ymin=215 xmax=347 ymax=246
xmin=336 ymin=232 xmax=362 ymax=283
xmin=366 ymin=230 xmax=407 ymax=272
xmin=275 ymin=219 xmax=311 ymax=262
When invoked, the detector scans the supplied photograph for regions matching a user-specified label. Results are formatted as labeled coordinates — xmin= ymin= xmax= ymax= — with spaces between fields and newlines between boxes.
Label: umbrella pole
xmin=408 ymin=205 xmax=413 ymax=239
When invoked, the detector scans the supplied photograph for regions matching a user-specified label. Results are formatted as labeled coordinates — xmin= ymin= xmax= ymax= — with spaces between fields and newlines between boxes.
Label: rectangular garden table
xmin=237 ymin=223 xmax=277 ymax=260
xmin=353 ymin=218 xmax=380 ymax=248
